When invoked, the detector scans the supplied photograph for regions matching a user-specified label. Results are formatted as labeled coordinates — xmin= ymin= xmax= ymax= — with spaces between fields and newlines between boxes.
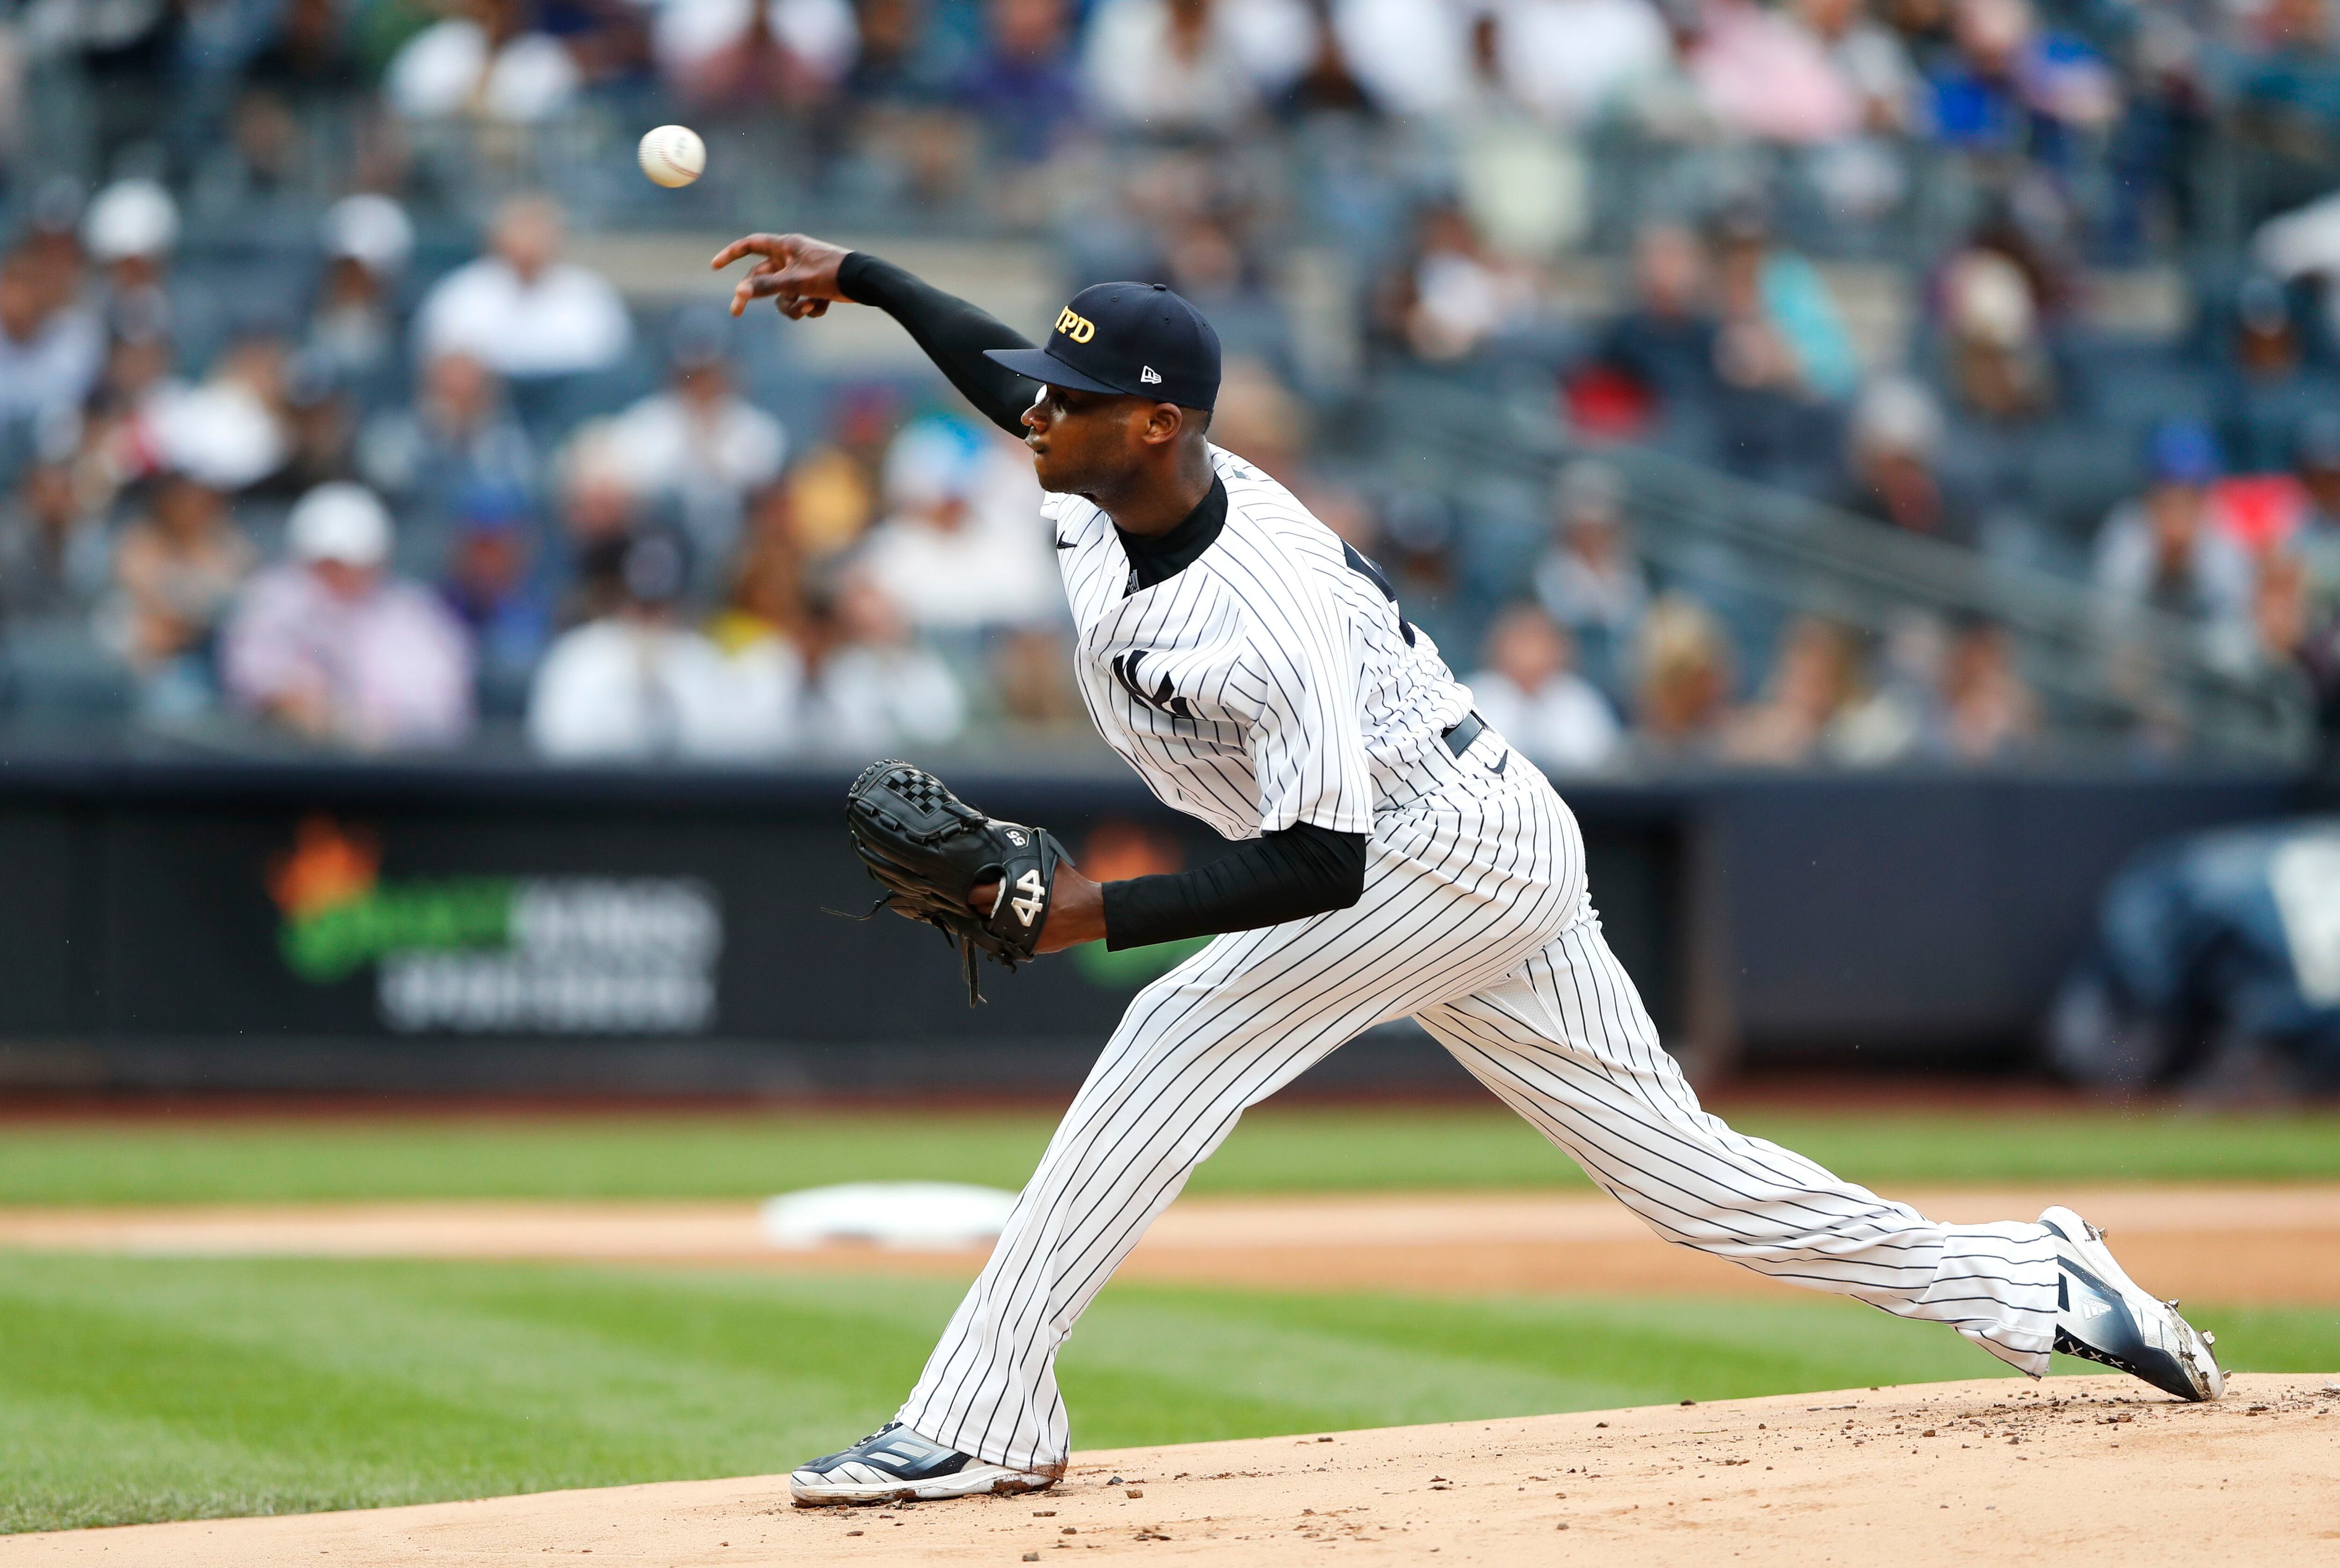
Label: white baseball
xmin=637 ymin=124 xmax=706 ymax=189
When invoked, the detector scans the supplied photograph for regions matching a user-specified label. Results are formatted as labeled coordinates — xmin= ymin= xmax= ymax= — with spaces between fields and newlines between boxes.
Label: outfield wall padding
xmin=0 ymin=760 xmax=2302 ymax=1091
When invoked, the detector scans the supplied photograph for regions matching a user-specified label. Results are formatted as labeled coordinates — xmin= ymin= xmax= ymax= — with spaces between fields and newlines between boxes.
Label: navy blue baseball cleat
xmin=789 ymin=1422 xmax=1059 ymax=1506
xmin=2041 ymin=1205 xmax=2224 ymax=1401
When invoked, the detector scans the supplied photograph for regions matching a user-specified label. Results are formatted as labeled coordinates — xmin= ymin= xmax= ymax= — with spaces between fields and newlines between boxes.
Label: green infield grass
xmin=0 ymin=1252 xmax=2333 ymax=1534
xmin=0 ymin=1104 xmax=2335 ymax=1207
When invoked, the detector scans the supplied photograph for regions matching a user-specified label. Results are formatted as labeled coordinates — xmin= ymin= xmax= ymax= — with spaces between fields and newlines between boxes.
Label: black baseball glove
xmin=844 ymin=759 xmax=1070 ymax=1005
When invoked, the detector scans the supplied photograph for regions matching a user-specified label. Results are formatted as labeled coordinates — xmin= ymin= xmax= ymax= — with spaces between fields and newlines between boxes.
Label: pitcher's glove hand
xmin=844 ymin=759 xmax=1070 ymax=1005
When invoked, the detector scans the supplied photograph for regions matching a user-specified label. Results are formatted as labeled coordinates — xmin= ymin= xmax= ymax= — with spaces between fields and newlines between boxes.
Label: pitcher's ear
xmin=1138 ymin=401 xmax=1186 ymax=446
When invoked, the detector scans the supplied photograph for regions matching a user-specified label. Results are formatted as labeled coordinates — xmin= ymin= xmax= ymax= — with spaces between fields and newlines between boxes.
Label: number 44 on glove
xmin=842 ymin=759 xmax=1071 ymax=1005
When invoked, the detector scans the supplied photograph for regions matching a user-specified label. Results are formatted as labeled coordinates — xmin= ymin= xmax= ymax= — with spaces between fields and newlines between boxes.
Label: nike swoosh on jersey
xmin=1489 ymin=750 xmax=1509 ymax=776
xmin=1054 ymin=536 xmax=1076 ymax=550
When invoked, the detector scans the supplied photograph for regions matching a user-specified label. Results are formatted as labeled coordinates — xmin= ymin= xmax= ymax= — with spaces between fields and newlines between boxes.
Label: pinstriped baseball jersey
xmin=883 ymin=443 xmax=2067 ymax=1479
xmin=1045 ymin=445 xmax=1470 ymax=841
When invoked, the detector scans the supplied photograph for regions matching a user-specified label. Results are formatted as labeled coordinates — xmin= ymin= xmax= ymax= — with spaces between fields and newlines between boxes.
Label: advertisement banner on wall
xmin=0 ymin=768 xmax=1684 ymax=1078
xmin=271 ymin=817 xmax=723 ymax=1034
xmin=50 ymin=791 xmax=1268 ymax=1047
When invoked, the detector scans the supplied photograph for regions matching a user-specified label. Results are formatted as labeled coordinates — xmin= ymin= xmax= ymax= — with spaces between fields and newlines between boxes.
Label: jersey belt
xmin=1441 ymin=710 xmax=1485 ymax=758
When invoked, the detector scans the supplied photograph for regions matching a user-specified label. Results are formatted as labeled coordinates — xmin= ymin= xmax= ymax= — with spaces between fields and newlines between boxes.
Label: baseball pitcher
xmin=710 ymin=233 xmax=2225 ymax=1507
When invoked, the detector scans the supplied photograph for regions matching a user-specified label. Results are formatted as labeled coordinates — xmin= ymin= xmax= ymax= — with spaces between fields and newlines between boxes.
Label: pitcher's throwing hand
xmin=711 ymin=232 xmax=853 ymax=320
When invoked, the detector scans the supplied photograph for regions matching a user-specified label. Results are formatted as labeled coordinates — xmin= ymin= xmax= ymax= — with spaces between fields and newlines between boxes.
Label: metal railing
xmin=1365 ymin=372 xmax=2316 ymax=763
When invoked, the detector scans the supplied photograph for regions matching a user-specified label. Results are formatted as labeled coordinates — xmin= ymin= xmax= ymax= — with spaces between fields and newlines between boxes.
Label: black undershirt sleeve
xmin=1101 ymin=823 xmax=1368 ymax=951
xmin=835 ymin=252 xmax=1038 ymax=437
xmin=835 ymin=253 xmax=1363 ymax=950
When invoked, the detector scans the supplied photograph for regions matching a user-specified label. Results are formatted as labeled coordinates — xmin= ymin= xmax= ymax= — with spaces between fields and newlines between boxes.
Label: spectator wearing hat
xmin=307 ymin=194 xmax=416 ymax=392
xmin=860 ymin=416 xmax=1055 ymax=638
xmin=439 ymin=482 xmax=556 ymax=715
xmin=104 ymin=462 xmax=257 ymax=715
xmin=82 ymin=178 xmax=201 ymax=355
xmin=528 ymin=531 xmax=800 ymax=759
xmin=1838 ymin=376 xmax=1975 ymax=545
xmin=222 ymin=482 xmax=475 ymax=750
xmin=1465 ymin=604 xmax=1622 ymax=774
xmin=1935 ymin=248 xmax=2057 ymax=425
xmin=1530 ymin=459 xmax=1648 ymax=702
xmin=2094 ymin=419 xmax=2257 ymax=665
xmin=606 ymin=320 xmax=787 ymax=586
xmin=414 ymin=195 xmax=631 ymax=380
xmin=82 ymin=179 xmax=177 ymax=294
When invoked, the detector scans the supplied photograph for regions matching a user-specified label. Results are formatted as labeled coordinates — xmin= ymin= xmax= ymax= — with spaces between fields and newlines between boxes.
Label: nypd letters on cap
xmin=984 ymin=282 xmax=1221 ymax=411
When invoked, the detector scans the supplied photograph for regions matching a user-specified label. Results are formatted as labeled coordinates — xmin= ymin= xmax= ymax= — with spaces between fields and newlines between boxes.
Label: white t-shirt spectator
xmin=862 ymin=434 xmax=1057 ymax=634
xmin=387 ymin=19 xmax=582 ymax=123
xmin=803 ymin=643 xmax=967 ymax=755
xmin=0 ymin=303 xmax=101 ymax=425
xmin=1334 ymin=0 xmax=1472 ymax=117
xmin=1466 ymin=664 xmax=1623 ymax=773
xmin=223 ymin=565 xmax=476 ymax=749
xmin=606 ymin=387 xmax=787 ymax=560
xmin=1499 ymin=0 xmax=1671 ymax=129
xmin=1534 ymin=541 xmax=1650 ymax=639
xmin=654 ymin=0 xmax=859 ymax=85
xmin=2092 ymin=498 xmax=2260 ymax=672
xmin=1082 ymin=0 xmax=1313 ymax=133
xmin=528 ymin=618 xmax=800 ymax=759
xmin=415 ymin=255 xmax=632 ymax=379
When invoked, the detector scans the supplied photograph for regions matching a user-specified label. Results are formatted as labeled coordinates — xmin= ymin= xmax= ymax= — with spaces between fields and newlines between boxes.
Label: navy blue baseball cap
xmin=986 ymin=282 xmax=1221 ymax=410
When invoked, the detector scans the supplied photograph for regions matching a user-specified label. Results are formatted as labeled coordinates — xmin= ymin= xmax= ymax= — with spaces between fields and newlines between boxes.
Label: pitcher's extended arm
xmin=714 ymin=233 xmax=1036 ymax=436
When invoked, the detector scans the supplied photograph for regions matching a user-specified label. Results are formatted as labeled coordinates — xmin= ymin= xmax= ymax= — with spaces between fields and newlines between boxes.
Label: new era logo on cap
xmin=985 ymin=283 xmax=1221 ymax=410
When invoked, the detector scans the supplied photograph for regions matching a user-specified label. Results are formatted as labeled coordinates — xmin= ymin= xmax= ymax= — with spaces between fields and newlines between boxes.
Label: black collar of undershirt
xmin=1117 ymin=475 xmax=1227 ymax=594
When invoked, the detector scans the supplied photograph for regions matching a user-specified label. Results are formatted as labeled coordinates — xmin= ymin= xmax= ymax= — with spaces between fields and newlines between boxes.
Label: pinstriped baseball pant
xmin=896 ymin=748 xmax=2060 ymax=1476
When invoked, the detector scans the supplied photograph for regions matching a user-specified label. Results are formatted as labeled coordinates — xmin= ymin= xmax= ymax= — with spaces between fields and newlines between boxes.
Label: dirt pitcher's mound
xmin=4 ymin=1376 xmax=2333 ymax=1566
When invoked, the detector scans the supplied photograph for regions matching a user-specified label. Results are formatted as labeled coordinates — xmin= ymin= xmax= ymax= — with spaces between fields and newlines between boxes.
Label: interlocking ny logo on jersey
xmin=1112 ymin=650 xmax=1197 ymax=721
xmin=1054 ymin=307 xmax=1097 ymax=343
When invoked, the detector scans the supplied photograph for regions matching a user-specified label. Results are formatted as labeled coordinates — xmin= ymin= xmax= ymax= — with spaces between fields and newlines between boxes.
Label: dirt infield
xmin=1 ymin=1184 xmax=2335 ymax=1301
xmin=3 ymin=1375 xmax=2331 ymax=1566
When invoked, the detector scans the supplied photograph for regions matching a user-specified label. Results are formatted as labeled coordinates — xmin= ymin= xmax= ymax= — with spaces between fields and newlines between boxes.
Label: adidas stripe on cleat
xmin=789 ymin=1422 xmax=1060 ymax=1507
xmin=2040 ymin=1205 xmax=2224 ymax=1402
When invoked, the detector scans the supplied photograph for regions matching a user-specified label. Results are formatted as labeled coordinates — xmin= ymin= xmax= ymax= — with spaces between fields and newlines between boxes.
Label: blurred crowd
xmin=0 ymin=178 xmax=1071 ymax=758
xmin=4 ymin=0 xmax=2340 ymax=767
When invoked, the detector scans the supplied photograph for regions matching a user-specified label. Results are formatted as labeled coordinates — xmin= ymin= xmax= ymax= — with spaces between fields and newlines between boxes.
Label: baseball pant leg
xmin=1413 ymin=911 xmax=2061 ymax=1374
xmin=897 ymin=776 xmax=1583 ymax=1473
